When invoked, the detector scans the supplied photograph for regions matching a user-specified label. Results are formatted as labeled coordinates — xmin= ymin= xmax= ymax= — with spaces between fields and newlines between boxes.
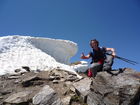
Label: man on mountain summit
xmin=81 ymin=39 xmax=116 ymax=77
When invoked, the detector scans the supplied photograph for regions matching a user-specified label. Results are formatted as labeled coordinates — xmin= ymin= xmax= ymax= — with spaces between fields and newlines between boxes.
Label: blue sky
xmin=0 ymin=0 xmax=140 ymax=71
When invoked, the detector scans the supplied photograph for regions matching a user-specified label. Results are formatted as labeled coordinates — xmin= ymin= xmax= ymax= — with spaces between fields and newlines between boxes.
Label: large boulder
xmin=32 ymin=85 xmax=63 ymax=105
xmin=87 ymin=68 xmax=140 ymax=105
xmin=73 ymin=78 xmax=92 ymax=102
xmin=4 ymin=91 xmax=33 ymax=104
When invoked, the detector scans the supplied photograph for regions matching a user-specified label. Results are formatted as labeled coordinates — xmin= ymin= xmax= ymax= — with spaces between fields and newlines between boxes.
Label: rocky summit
xmin=0 ymin=68 xmax=140 ymax=105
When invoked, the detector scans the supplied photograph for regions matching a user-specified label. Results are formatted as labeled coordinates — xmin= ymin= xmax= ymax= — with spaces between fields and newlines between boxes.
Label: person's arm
xmin=106 ymin=48 xmax=116 ymax=57
xmin=80 ymin=52 xmax=91 ymax=59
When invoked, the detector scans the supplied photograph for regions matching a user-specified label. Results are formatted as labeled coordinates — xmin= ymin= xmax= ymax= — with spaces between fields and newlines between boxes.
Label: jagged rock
xmin=32 ymin=85 xmax=63 ymax=105
xmin=53 ymin=76 xmax=61 ymax=80
xmin=50 ymin=69 xmax=65 ymax=77
xmin=1 ymin=90 xmax=12 ymax=95
xmin=64 ymin=81 xmax=73 ymax=87
xmin=4 ymin=91 xmax=32 ymax=104
xmin=73 ymin=78 xmax=92 ymax=102
xmin=61 ymin=96 xmax=71 ymax=105
xmin=14 ymin=79 xmax=21 ymax=84
xmin=48 ymin=69 xmax=79 ymax=82
xmin=48 ymin=76 xmax=56 ymax=81
xmin=66 ymin=75 xmax=78 ymax=82
xmin=53 ymin=80 xmax=59 ymax=84
xmin=87 ymin=68 xmax=140 ymax=105
xmin=7 ymin=75 xmax=21 ymax=79
xmin=49 ymin=69 xmax=70 ymax=78
xmin=22 ymin=66 xmax=31 ymax=72
xmin=0 ymin=68 xmax=140 ymax=105
xmin=0 ymin=96 xmax=3 ymax=99
xmin=70 ymin=86 xmax=76 ymax=93
xmin=22 ymin=74 xmax=43 ymax=87
xmin=14 ymin=69 xmax=21 ymax=73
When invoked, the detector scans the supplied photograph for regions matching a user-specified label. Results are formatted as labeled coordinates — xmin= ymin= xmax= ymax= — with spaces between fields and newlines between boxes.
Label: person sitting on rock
xmin=80 ymin=39 xmax=116 ymax=77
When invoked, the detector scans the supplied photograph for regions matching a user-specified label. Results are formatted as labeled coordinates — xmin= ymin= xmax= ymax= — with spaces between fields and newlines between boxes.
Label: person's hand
xmin=80 ymin=52 xmax=85 ymax=59
xmin=112 ymin=53 xmax=116 ymax=58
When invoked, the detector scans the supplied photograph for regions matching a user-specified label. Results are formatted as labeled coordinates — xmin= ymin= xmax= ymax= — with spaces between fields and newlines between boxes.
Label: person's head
xmin=90 ymin=39 xmax=99 ymax=48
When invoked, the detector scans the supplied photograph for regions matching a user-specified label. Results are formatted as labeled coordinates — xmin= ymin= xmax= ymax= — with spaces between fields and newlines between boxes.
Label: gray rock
xmin=61 ymin=96 xmax=71 ymax=105
xmin=0 ymin=96 xmax=3 ymax=99
xmin=65 ymin=75 xmax=78 ymax=82
xmin=32 ymin=85 xmax=63 ymax=105
xmin=73 ymin=78 xmax=92 ymax=102
xmin=22 ymin=66 xmax=31 ymax=72
xmin=4 ymin=91 xmax=32 ymax=104
xmin=0 ymin=68 xmax=140 ymax=105
xmin=52 ymin=80 xmax=59 ymax=84
xmin=7 ymin=75 xmax=21 ymax=79
xmin=22 ymin=75 xmax=42 ymax=87
xmin=87 ymin=69 xmax=140 ymax=105
xmin=14 ymin=69 xmax=21 ymax=73
xmin=48 ymin=76 xmax=57 ymax=81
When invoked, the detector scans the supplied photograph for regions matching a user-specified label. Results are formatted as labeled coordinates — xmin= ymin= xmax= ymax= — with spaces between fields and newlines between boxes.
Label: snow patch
xmin=0 ymin=35 xmax=88 ymax=76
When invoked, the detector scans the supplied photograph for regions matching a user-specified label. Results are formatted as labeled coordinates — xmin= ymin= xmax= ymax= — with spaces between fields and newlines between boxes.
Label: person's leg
xmin=103 ymin=55 xmax=114 ymax=71
xmin=90 ymin=63 xmax=102 ymax=77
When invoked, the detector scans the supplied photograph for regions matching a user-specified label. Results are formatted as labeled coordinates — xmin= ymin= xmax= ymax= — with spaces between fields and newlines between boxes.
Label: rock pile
xmin=0 ymin=68 xmax=140 ymax=105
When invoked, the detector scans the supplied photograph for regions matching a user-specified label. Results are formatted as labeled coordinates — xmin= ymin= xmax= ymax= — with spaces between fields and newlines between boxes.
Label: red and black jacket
xmin=89 ymin=47 xmax=106 ymax=64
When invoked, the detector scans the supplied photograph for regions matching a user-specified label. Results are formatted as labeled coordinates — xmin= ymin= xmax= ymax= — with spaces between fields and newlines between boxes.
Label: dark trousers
xmin=90 ymin=62 xmax=103 ymax=77
xmin=89 ymin=55 xmax=114 ymax=77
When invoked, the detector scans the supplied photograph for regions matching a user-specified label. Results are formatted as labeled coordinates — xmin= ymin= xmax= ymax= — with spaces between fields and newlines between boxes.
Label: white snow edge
xmin=0 ymin=35 xmax=88 ymax=77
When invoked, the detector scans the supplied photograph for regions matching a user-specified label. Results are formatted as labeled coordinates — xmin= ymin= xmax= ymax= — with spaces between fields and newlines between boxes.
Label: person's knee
xmin=104 ymin=57 xmax=114 ymax=66
xmin=103 ymin=65 xmax=111 ymax=71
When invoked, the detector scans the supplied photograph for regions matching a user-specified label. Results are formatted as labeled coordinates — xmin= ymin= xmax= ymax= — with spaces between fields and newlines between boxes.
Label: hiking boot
xmin=118 ymin=68 xmax=125 ymax=73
